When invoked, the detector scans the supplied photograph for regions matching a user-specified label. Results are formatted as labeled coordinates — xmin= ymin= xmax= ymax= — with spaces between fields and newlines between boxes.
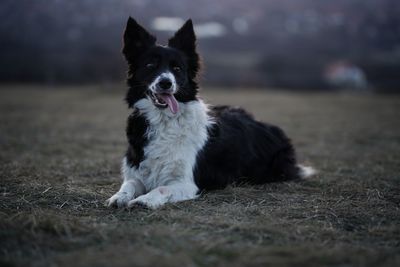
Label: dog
xmin=106 ymin=17 xmax=315 ymax=209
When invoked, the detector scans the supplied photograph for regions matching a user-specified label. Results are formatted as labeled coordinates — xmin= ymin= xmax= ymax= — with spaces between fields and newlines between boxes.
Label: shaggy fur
xmin=106 ymin=17 xmax=314 ymax=209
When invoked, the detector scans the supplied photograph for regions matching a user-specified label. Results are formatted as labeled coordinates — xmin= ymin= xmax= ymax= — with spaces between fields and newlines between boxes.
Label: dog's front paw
xmin=128 ymin=193 xmax=168 ymax=209
xmin=106 ymin=191 xmax=134 ymax=208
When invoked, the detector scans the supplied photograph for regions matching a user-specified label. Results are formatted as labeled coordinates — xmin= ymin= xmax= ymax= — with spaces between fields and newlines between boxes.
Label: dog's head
xmin=123 ymin=17 xmax=200 ymax=114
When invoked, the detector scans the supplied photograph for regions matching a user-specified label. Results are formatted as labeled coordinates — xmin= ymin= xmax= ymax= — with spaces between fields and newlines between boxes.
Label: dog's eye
xmin=173 ymin=66 xmax=181 ymax=72
xmin=145 ymin=63 xmax=156 ymax=69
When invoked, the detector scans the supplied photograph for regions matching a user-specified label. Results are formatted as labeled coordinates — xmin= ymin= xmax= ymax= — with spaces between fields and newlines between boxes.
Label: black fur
xmin=122 ymin=17 xmax=301 ymax=191
xmin=125 ymin=110 xmax=148 ymax=168
xmin=194 ymin=106 xmax=300 ymax=191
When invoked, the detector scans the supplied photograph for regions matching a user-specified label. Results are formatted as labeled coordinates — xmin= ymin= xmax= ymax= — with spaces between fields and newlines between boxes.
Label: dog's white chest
xmin=123 ymin=98 xmax=211 ymax=191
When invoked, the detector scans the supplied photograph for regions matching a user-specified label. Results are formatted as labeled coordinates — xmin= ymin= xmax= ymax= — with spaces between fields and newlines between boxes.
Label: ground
xmin=0 ymin=85 xmax=399 ymax=267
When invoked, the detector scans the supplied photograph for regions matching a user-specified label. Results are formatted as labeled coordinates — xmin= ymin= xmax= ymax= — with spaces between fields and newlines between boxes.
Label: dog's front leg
xmin=106 ymin=179 xmax=146 ymax=208
xmin=127 ymin=182 xmax=198 ymax=209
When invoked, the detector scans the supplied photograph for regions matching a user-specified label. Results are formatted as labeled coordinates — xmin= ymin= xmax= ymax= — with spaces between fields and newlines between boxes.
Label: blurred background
xmin=1 ymin=2 xmax=400 ymax=266
xmin=1 ymin=0 xmax=399 ymax=91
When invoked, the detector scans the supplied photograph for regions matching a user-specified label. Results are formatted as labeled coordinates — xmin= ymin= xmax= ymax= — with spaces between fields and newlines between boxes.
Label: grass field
xmin=0 ymin=85 xmax=399 ymax=267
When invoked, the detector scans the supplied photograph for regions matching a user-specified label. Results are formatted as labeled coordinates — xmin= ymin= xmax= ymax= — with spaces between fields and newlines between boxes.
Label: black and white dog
xmin=106 ymin=17 xmax=315 ymax=209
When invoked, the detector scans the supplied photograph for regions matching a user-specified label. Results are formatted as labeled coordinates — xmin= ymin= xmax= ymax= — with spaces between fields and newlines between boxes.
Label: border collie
xmin=106 ymin=17 xmax=315 ymax=209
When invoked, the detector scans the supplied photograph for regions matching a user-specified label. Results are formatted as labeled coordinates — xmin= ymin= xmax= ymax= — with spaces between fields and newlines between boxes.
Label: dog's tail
xmin=297 ymin=164 xmax=317 ymax=178
xmin=268 ymin=147 xmax=316 ymax=182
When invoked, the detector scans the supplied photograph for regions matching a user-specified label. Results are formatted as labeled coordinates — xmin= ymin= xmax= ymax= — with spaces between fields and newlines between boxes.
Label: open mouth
xmin=149 ymin=91 xmax=179 ymax=114
xmin=149 ymin=91 xmax=168 ymax=108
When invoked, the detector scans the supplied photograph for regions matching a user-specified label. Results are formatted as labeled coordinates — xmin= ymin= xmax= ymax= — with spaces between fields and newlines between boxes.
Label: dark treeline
xmin=1 ymin=0 xmax=399 ymax=91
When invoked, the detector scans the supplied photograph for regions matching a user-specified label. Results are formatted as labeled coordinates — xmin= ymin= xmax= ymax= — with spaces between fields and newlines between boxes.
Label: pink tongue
xmin=159 ymin=94 xmax=179 ymax=114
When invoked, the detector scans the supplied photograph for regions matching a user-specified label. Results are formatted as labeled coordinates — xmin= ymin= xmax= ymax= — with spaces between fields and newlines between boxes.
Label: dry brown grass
xmin=0 ymin=85 xmax=399 ymax=267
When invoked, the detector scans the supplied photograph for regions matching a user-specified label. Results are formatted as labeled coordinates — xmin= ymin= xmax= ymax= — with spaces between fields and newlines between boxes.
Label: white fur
xmin=106 ymin=97 xmax=212 ymax=209
xmin=105 ymin=178 xmax=146 ymax=208
xmin=128 ymin=183 xmax=198 ymax=209
xmin=149 ymin=72 xmax=177 ymax=93
xmin=298 ymin=164 xmax=317 ymax=178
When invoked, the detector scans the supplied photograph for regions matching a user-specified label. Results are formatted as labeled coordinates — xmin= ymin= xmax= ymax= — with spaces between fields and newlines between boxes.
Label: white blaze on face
xmin=149 ymin=72 xmax=177 ymax=94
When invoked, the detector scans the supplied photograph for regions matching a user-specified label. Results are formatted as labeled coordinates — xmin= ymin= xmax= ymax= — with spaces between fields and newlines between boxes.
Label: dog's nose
xmin=158 ymin=79 xmax=172 ymax=90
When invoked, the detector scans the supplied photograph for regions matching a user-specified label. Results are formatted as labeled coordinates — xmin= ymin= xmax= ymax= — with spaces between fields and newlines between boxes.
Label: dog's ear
xmin=168 ymin=19 xmax=200 ymax=78
xmin=168 ymin=19 xmax=196 ymax=55
xmin=123 ymin=17 xmax=156 ymax=62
